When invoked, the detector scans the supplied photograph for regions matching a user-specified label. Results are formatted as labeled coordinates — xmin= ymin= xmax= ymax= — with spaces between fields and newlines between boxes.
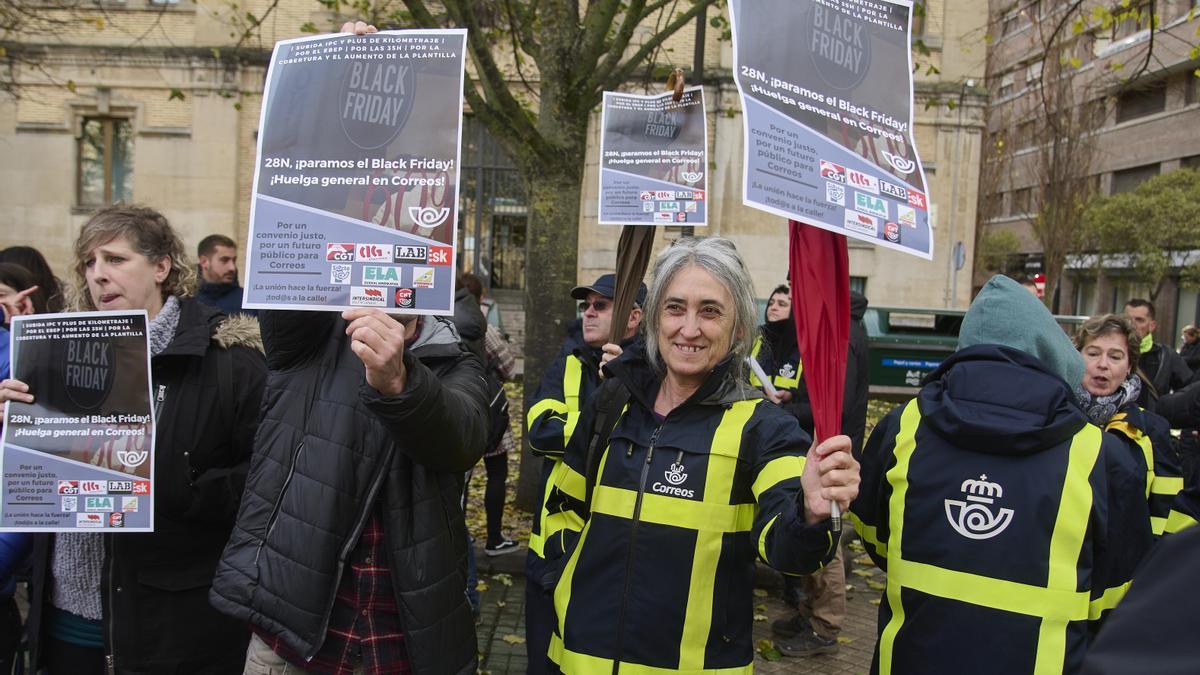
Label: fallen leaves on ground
xmin=836 ymin=636 xmax=855 ymax=644
xmin=851 ymin=568 xmax=875 ymax=578
xmin=866 ymin=579 xmax=887 ymax=591
xmin=476 ymin=581 xmax=489 ymax=593
xmin=755 ymin=603 xmax=767 ymax=613
xmin=752 ymin=588 xmax=769 ymax=598
xmin=495 ymin=601 xmax=506 ymax=608
xmin=870 ymin=598 xmax=881 ymax=606
xmin=756 ymin=639 xmax=783 ymax=662
xmin=501 ymin=634 xmax=526 ymax=645
xmin=753 ymin=614 xmax=768 ymax=622
xmin=492 ymin=573 xmax=513 ymax=587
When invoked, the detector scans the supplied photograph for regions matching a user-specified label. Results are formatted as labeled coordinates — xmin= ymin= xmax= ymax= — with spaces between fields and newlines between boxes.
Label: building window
xmin=850 ymin=276 xmax=867 ymax=296
xmin=1016 ymin=120 xmax=1036 ymax=149
xmin=1181 ymin=155 xmax=1200 ymax=170
xmin=1001 ymin=12 xmax=1022 ymax=36
xmin=1186 ymin=73 xmax=1197 ymax=106
xmin=1115 ymin=85 xmax=1166 ymax=123
xmin=77 ymin=117 xmax=133 ymax=207
xmin=1012 ymin=187 xmax=1032 ymax=214
xmin=998 ymin=72 xmax=1016 ymax=97
xmin=1110 ymin=163 xmax=1160 ymax=194
xmin=1112 ymin=1 xmax=1150 ymax=40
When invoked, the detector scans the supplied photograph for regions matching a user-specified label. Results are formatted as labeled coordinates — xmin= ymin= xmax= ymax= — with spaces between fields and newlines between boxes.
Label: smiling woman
xmin=538 ymin=237 xmax=860 ymax=673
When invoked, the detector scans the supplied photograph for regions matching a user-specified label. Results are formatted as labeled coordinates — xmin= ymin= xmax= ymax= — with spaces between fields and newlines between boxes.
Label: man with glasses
xmin=524 ymin=273 xmax=645 ymax=673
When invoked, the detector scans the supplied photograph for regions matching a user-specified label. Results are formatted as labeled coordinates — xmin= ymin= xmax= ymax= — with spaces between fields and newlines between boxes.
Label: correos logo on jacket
xmin=653 ymin=462 xmax=695 ymax=498
xmin=944 ymin=474 xmax=1015 ymax=540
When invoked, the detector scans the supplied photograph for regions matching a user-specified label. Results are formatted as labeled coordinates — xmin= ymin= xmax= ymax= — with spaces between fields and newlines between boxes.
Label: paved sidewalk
xmin=473 ymin=540 xmax=883 ymax=674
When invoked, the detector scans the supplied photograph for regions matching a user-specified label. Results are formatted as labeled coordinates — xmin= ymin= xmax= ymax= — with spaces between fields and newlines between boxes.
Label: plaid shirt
xmin=253 ymin=507 xmax=410 ymax=674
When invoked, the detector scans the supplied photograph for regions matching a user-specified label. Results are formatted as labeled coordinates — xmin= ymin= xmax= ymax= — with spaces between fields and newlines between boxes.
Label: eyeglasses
xmin=578 ymin=299 xmax=612 ymax=313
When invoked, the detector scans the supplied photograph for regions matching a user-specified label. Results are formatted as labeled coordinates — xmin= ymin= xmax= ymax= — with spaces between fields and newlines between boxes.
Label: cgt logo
xmin=58 ymin=481 xmax=79 ymax=495
xmin=350 ymin=286 xmax=387 ymax=307
xmin=426 ymin=246 xmax=452 ymax=266
xmin=356 ymin=244 xmax=393 ymax=263
xmin=819 ymin=160 xmax=845 ymax=182
xmin=326 ymin=243 xmax=355 ymax=262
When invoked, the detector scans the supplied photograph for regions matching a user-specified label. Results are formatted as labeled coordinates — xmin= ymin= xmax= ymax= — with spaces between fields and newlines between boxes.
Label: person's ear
xmin=153 ymin=256 xmax=172 ymax=284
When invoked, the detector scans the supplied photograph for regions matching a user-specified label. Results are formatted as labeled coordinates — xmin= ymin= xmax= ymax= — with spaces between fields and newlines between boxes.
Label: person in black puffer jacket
xmin=2 ymin=205 xmax=267 ymax=675
xmin=210 ymin=305 xmax=489 ymax=674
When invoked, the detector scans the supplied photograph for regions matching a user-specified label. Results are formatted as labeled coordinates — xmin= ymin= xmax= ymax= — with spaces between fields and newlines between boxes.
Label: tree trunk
xmin=514 ymin=158 xmax=585 ymax=511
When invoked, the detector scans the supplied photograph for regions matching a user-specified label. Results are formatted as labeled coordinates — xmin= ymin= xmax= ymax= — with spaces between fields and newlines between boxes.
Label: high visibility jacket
xmin=526 ymin=333 xmax=602 ymax=566
xmin=749 ymin=334 xmax=802 ymax=391
xmin=1103 ymin=403 xmax=1195 ymax=536
xmin=851 ymin=345 xmax=1153 ymax=675
xmin=544 ymin=348 xmax=836 ymax=673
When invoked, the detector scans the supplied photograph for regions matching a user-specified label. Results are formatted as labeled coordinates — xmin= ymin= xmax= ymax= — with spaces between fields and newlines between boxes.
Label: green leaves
xmin=168 ymin=88 xmax=186 ymax=102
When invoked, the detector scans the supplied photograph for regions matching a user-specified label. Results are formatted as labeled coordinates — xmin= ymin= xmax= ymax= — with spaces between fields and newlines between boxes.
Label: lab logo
xmin=330 ymin=264 xmax=353 ymax=285
xmin=843 ymin=211 xmax=877 ymax=237
xmin=80 ymin=480 xmax=106 ymax=495
xmin=819 ymin=160 xmax=845 ymax=183
xmin=426 ymin=246 xmax=452 ymax=266
xmin=393 ymin=245 xmax=428 ymax=264
xmin=57 ymin=481 xmax=79 ymax=495
xmin=121 ymin=497 xmax=139 ymax=512
xmin=825 ymin=181 xmax=845 ymax=206
xmin=408 ymin=206 xmax=450 ymax=230
xmin=132 ymin=481 xmax=150 ymax=495
xmin=879 ymin=180 xmax=907 ymax=201
xmin=882 ymin=151 xmax=916 ymax=175
xmin=680 ymin=171 xmax=703 ymax=185
xmin=897 ymin=204 xmax=918 ymax=227
xmin=76 ymin=513 xmax=104 ymax=529
xmin=85 ymin=497 xmax=115 ymax=512
xmin=116 ymin=449 xmax=148 ymax=469
xmin=884 ymin=222 xmax=901 ymax=243
xmin=412 ymin=267 xmax=436 ymax=289
xmin=108 ymin=480 xmax=133 ymax=494
xmin=61 ymin=496 xmax=78 ymax=512
xmin=778 ymin=363 xmax=797 ymax=380
xmin=355 ymin=244 xmax=393 ymax=263
xmin=945 ymin=475 xmax=1015 ymax=540
xmin=350 ymin=286 xmax=387 ymax=307
xmin=854 ymin=192 xmax=889 ymax=219
xmin=394 ymin=288 xmax=416 ymax=309
xmin=108 ymin=513 xmax=125 ymax=528
xmin=326 ymin=243 xmax=355 ymax=262
xmin=664 ymin=463 xmax=688 ymax=486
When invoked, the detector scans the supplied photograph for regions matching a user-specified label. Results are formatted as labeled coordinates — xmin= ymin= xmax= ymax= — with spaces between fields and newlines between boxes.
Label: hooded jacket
xmin=853 ymin=337 xmax=1153 ymax=673
xmin=210 ymin=310 xmax=488 ymax=675
xmin=542 ymin=345 xmax=836 ymax=672
xmin=27 ymin=298 xmax=267 ymax=674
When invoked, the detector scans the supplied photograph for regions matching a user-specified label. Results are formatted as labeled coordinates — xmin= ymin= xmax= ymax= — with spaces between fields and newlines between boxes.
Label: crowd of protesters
xmin=0 ymin=24 xmax=1196 ymax=675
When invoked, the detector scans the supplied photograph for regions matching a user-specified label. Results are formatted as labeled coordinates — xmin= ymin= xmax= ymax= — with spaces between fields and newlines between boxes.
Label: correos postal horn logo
xmin=882 ymin=151 xmax=916 ymax=175
xmin=944 ymin=474 xmax=1015 ymax=540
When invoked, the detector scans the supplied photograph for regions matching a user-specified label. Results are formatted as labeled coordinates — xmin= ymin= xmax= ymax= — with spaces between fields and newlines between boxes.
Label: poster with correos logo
xmin=243 ymin=30 xmax=467 ymax=313
xmin=598 ymin=87 xmax=708 ymax=226
xmin=730 ymin=0 xmax=932 ymax=259
xmin=1 ymin=311 xmax=155 ymax=532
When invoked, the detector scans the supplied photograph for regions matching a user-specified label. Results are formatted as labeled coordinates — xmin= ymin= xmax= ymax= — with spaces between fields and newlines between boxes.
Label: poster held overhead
xmin=243 ymin=30 xmax=468 ymax=314
xmin=730 ymin=0 xmax=932 ymax=260
xmin=599 ymin=87 xmax=708 ymax=227
xmin=2 ymin=311 xmax=155 ymax=532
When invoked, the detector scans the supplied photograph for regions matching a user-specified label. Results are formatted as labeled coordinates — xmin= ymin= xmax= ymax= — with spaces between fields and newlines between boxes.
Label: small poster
xmin=730 ymin=0 xmax=933 ymax=259
xmin=2 ymin=311 xmax=154 ymax=532
xmin=243 ymin=29 xmax=468 ymax=313
xmin=598 ymin=87 xmax=708 ymax=226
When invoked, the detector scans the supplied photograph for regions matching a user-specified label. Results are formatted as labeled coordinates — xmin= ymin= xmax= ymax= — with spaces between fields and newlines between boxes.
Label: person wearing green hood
xmin=850 ymin=275 xmax=1153 ymax=675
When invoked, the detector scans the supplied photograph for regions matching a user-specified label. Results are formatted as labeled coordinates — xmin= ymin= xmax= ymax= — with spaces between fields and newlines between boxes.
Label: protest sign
xmin=730 ymin=0 xmax=932 ymax=259
xmin=2 ymin=311 xmax=154 ymax=532
xmin=599 ymin=87 xmax=708 ymax=226
xmin=243 ymin=30 xmax=467 ymax=313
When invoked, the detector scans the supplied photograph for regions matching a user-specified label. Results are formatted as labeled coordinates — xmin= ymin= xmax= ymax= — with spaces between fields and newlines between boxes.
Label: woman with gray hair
xmin=541 ymin=236 xmax=859 ymax=673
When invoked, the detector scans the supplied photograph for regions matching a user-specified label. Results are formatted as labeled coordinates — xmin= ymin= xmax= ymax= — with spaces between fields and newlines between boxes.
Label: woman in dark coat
xmin=0 ymin=205 xmax=267 ymax=674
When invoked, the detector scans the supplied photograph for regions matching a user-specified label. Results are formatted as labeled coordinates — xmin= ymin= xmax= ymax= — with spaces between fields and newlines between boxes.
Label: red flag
xmin=788 ymin=220 xmax=850 ymax=445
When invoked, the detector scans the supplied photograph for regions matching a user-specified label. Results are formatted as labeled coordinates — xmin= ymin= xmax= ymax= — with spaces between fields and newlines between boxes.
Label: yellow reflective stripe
xmin=1166 ymin=509 xmax=1197 ymax=533
xmin=526 ymin=399 xmax=567 ymax=431
xmin=1108 ymin=420 xmax=1153 ymax=499
xmin=1034 ymin=423 xmax=1100 ymax=675
xmin=758 ymin=514 xmax=779 ymax=562
xmin=751 ymin=455 xmax=805 ymax=501
xmin=772 ymin=374 xmax=800 ymax=389
xmin=848 ymin=511 xmax=888 ymax=558
xmin=1151 ymin=476 xmax=1184 ymax=496
xmin=1150 ymin=516 xmax=1168 ymax=536
xmin=563 ymin=356 xmax=583 ymax=442
xmin=556 ymin=462 xmax=587 ymax=502
xmin=591 ymin=486 xmax=756 ymax=533
xmin=749 ymin=336 xmax=763 ymax=386
xmin=879 ymin=399 xmax=921 ymax=675
xmin=678 ymin=401 xmax=755 ymax=670
xmin=1089 ymin=582 xmax=1131 ymax=620
xmin=531 ymin=460 xmax=568 ymax=558
xmin=544 ymin=511 xmax=583 ymax=540
xmin=554 ymin=518 xmax=591 ymax=637
xmin=888 ymin=559 xmax=1090 ymax=621
xmin=548 ymin=633 xmax=752 ymax=675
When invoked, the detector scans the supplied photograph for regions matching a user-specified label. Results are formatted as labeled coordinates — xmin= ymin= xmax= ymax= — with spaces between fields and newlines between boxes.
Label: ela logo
xmin=854 ymin=192 xmax=889 ymax=219
xmin=362 ymin=266 xmax=403 ymax=286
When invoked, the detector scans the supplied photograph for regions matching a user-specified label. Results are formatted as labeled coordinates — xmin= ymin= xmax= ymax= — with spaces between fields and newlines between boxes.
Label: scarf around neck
xmin=1075 ymin=375 xmax=1142 ymax=426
